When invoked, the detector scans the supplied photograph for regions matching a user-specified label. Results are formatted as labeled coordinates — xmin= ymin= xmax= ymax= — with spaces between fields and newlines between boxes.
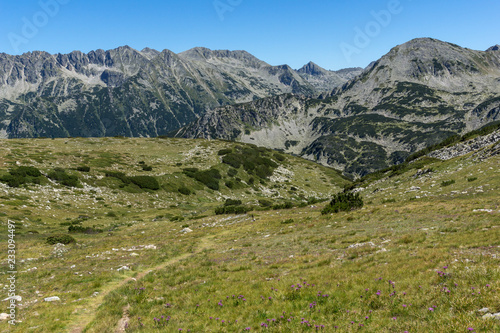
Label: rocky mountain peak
xmin=297 ymin=61 xmax=329 ymax=76
xmin=487 ymin=45 xmax=500 ymax=51
xmin=179 ymin=47 xmax=268 ymax=69
xmin=141 ymin=47 xmax=161 ymax=59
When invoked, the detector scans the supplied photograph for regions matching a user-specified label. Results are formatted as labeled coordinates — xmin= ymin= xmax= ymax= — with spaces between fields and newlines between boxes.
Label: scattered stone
xmin=0 ymin=313 xmax=10 ymax=320
xmin=130 ymin=253 xmax=139 ymax=257
xmin=44 ymin=296 xmax=60 ymax=302
xmin=52 ymin=243 xmax=68 ymax=257
xmin=473 ymin=209 xmax=493 ymax=213
xmin=180 ymin=228 xmax=193 ymax=233
xmin=3 ymin=296 xmax=21 ymax=302
xmin=482 ymin=313 xmax=500 ymax=320
xmin=117 ymin=266 xmax=130 ymax=271
xmin=478 ymin=308 xmax=490 ymax=313
xmin=348 ymin=242 xmax=375 ymax=249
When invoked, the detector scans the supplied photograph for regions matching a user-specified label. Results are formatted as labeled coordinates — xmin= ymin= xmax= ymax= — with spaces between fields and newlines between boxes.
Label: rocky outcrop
xmin=428 ymin=129 xmax=500 ymax=160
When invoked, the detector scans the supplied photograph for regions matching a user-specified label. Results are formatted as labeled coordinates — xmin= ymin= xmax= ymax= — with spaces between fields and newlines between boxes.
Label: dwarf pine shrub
xmin=321 ymin=192 xmax=364 ymax=214
xmin=46 ymin=234 xmax=76 ymax=245
xmin=48 ymin=168 xmax=79 ymax=187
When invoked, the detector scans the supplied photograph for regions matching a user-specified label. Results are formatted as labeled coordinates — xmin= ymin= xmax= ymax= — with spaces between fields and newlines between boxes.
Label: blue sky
xmin=1 ymin=0 xmax=499 ymax=70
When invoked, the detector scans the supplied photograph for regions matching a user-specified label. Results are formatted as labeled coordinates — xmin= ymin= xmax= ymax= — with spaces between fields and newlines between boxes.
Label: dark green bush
xmin=274 ymin=153 xmax=285 ymax=162
xmin=141 ymin=165 xmax=153 ymax=171
xmin=178 ymin=187 xmax=192 ymax=195
xmin=221 ymin=147 xmax=279 ymax=180
xmin=225 ymin=199 xmax=242 ymax=206
xmin=321 ymin=192 xmax=364 ymax=214
xmin=222 ymin=153 xmax=242 ymax=169
xmin=227 ymin=168 xmax=238 ymax=177
xmin=184 ymin=168 xmax=221 ymax=191
xmin=0 ymin=175 xmax=22 ymax=188
xmin=467 ymin=177 xmax=477 ymax=182
xmin=76 ymin=166 xmax=91 ymax=172
xmin=441 ymin=179 xmax=455 ymax=187
xmin=215 ymin=205 xmax=252 ymax=215
xmin=273 ymin=202 xmax=294 ymax=210
xmin=129 ymin=176 xmax=160 ymax=190
xmin=46 ymin=234 xmax=76 ymax=245
xmin=0 ymin=166 xmax=43 ymax=187
xmin=68 ymin=225 xmax=103 ymax=234
xmin=10 ymin=166 xmax=42 ymax=178
xmin=48 ymin=168 xmax=79 ymax=187
xmin=258 ymin=199 xmax=273 ymax=207
xmin=104 ymin=171 xmax=130 ymax=184
xmin=218 ymin=148 xmax=233 ymax=156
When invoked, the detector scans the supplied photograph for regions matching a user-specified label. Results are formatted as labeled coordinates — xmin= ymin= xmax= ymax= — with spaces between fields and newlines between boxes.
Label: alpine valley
xmin=2 ymin=38 xmax=500 ymax=177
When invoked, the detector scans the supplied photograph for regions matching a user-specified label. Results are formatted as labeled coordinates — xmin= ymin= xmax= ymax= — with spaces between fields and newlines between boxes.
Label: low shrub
xmin=129 ymin=176 xmax=160 ymax=190
xmin=274 ymin=153 xmax=285 ymax=162
xmin=258 ymin=199 xmax=273 ymax=207
xmin=215 ymin=205 xmax=252 ymax=215
xmin=441 ymin=179 xmax=455 ymax=187
xmin=273 ymin=202 xmax=294 ymax=210
xmin=183 ymin=168 xmax=221 ymax=191
xmin=76 ymin=166 xmax=91 ymax=172
xmin=48 ymin=168 xmax=79 ymax=187
xmin=218 ymin=148 xmax=233 ymax=156
xmin=467 ymin=177 xmax=477 ymax=182
xmin=178 ymin=187 xmax=192 ymax=195
xmin=224 ymin=199 xmax=242 ymax=206
xmin=46 ymin=234 xmax=76 ymax=245
xmin=227 ymin=168 xmax=238 ymax=177
xmin=0 ymin=166 xmax=43 ymax=187
xmin=321 ymin=192 xmax=364 ymax=214
xmin=68 ymin=225 xmax=103 ymax=234
xmin=105 ymin=171 xmax=130 ymax=184
xmin=10 ymin=166 xmax=42 ymax=178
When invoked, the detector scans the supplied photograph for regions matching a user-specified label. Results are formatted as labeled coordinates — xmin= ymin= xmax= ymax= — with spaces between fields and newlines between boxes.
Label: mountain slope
xmin=178 ymin=38 xmax=500 ymax=177
xmin=0 ymin=129 xmax=499 ymax=332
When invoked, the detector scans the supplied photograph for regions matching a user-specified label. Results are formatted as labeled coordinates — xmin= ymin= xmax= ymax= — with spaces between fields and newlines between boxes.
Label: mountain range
xmin=1 ymin=38 xmax=499 ymax=177
xmin=0 ymin=46 xmax=360 ymax=138
xmin=176 ymin=38 xmax=500 ymax=177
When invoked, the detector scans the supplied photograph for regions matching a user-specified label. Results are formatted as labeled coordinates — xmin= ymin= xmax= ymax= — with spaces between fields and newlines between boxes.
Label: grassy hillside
xmin=0 ymin=137 xmax=498 ymax=332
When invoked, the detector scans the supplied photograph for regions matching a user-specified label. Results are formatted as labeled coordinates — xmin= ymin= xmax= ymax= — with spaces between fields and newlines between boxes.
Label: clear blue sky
xmin=1 ymin=0 xmax=499 ymax=70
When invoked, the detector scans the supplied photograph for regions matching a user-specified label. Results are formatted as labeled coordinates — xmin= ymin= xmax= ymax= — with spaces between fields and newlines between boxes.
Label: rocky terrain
xmin=428 ymin=128 xmax=500 ymax=160
xmin=179 ymin=38 xmax=500 ymax=177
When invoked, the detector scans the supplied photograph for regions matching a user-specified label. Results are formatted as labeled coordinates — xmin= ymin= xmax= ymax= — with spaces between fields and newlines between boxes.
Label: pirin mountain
xmin=0 ymin=46 xmax=360 ymax=138
xmin=176 ymin=38 xmax=500 ymax=177
xmin=1 ymin=38 xmax=500 ymax=177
